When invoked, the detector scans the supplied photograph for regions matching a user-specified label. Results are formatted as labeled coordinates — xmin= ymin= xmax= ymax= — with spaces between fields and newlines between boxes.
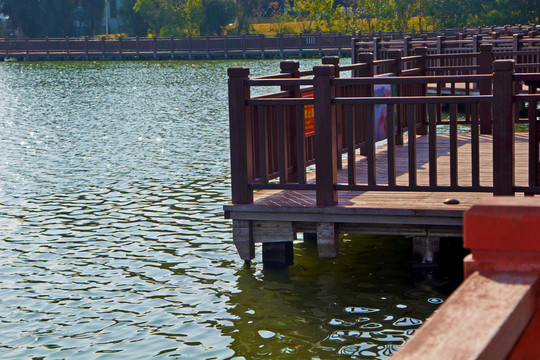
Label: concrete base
xmin=317 ymin=222 xmax=339 ymax=258
xmin=232 ymin=220 xmax=254 ymax=262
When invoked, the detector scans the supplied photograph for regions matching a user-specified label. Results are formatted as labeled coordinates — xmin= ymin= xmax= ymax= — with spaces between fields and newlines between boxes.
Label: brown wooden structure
xmin=225 ymin=42 xmax=540 ymax=265
xmin=0 ymin=24 xmax=538 ymax=61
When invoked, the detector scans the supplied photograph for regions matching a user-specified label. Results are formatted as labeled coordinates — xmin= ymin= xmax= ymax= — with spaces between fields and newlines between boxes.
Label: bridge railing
xmin=0 ymin=34 xmax=356 ymax=57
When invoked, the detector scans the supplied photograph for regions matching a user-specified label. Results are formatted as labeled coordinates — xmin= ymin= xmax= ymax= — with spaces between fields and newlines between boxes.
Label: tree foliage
xmin=1 ymin=0 xmax=539 ymax=37
xmin=133 ymin=0 xmax=234 ymax=35
xmin=2 ymin=0 xmax=75 ymax=37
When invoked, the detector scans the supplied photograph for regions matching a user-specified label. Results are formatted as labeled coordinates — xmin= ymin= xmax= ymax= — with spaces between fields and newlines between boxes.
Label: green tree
xmin=294 ymin=0 xmax=341 ymax=32
xmin=133 ymin=0 xmax=205 ymax=36
xmin=200 ymin=0 xmax=235 ymax=34
xmin=78 ymin=0 xmax=106 ymax=35
xmin=1 ymin=0 xmax=75 ymax=37
xmin=120 ymin=0 xmax=150 ymax=35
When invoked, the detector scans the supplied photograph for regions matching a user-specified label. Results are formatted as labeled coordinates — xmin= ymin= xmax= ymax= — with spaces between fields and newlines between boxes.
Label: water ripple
xmin=0 ymin=59 xmax=454 ymax=359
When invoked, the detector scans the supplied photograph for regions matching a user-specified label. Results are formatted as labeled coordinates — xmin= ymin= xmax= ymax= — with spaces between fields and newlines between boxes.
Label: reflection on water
xmin=222 ymin=236 xmax=457 ymax=359
xmin=0 ymin=59 xmax=459 ymax=359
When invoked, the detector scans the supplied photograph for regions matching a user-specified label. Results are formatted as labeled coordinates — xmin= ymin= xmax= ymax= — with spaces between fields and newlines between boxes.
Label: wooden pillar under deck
xmin=413 ymin=236 xmax=440 ymax=266
xmin=262 ymin=243 xmax=294 ymax=266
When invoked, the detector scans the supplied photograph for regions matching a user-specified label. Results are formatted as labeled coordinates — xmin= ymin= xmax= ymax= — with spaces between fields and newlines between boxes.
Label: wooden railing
xmin=354 ymin=33 xmax=540 ymax=66
xmin=228 ymin=54 xmax=540 ymax=205
xmin=0 ymin=34 xmax=353 ymax=59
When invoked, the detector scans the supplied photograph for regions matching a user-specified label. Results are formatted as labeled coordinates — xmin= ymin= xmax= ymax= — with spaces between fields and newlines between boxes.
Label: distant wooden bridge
xmin=0 ymin=24 xmax=538 ymax=61
xmin=225 ymin=39 xmax=540 ymax=266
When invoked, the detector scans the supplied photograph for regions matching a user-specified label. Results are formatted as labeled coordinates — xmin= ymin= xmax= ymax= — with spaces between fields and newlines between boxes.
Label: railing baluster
xmin=296 ymin=104 xmax=306 ymax=184
xmin=471 ymin=103 xmax=480 ymax=187
xmin=367 ymin=104 xmax=376 ymax=185
xmin=407 ymin=104 xmax=417 ymax=186
xmin=450 ymin=102 xmax=458 ymax=187
xmin=346 ymin=104 xmax=356 ymax=186
xmin=277 ymin=105 xmax=287 ymax=184
xmin=258 ymin=105 xmax=268 ymax=183
xmin=428 ymin=103 xmax=437 ymax=186
xmin=528 ymin=99 xmax=538 ymax=191
xmin=387 ymin=104 xmax=396 ymax=186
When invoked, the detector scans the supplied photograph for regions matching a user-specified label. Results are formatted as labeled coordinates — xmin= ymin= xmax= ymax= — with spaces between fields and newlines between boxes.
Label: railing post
xmin=472 ymin=34 xmax=480 ymax=53
xmin=46 ymin=36 xmax=50 ymax=59
xmin=372 ymin=37 xmax=380 ymax=61
xmin=351 ymin=37 xmax=358 ymax=68
xmin=25 ymin=37 xmax=29 ymax=58
xmin=102 ymin=36 xmax=106 ymax=57
xmin=403 ymin=36 xmax=411 ymax=56
xmin=436 ymin=35 xmax=445 ymax=54
xmin=313 ymin=65 xmax=338 ymax=206
xmin=154 ymin=36 xmax=158 ymax=58
xmin=260 ymin=34 xmax=265 ymax=55
xmin=513 ymin=33 xmax=523 ymax=54
xmin=119 ymin=36 xmax=123 ymax=57
xmin=65 ymin=36 xmax=69 ymax=56
xmin=228 ymin=67 xmax=253 ymax=204
xmin=323 ymin=56 xmax=342 ymax=170
xmin=84 ymin=36 xmax=88 ymax=58
xmin=479 ymin=43 xmax=493 ymax=134
xmin=170 ymin=35 xmax=174 ymax=58
xmin=136 ymin=36 xmax=140 ymax=55
xmin=492 ymin=60 xmax=515 ymax=196
xmin=280 ymin=60 xmax=301 ymax=183
xmin=224 ymin=35 xmax=228 ymax=58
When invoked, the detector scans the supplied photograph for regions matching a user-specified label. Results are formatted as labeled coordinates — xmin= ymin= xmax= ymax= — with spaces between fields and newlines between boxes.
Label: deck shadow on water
xmin=220 ymin=235 xmax=463 ymax=359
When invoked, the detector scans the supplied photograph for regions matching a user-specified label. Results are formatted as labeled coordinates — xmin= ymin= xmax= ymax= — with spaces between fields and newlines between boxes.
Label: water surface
xmin=0 ymin=59 xmax=459 ymax=359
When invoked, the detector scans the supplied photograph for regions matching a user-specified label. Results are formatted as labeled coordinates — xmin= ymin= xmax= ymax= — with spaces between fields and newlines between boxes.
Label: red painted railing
xmin=392 ymin=197 xmax=540 ymax=359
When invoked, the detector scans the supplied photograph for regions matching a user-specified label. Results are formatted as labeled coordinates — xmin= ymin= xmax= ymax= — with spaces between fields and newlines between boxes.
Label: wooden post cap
xmin=280 ymin=60 xmax=299 ymax=72
xmin=480 ymin=43 xmax=493 ymax=52
xmin=228 ymin=67 xmax=249 ymax=77
xmin=387 ymin=49 xmax=403 ymax=57
xmin=493 ymin=59 xmax=515 ymax=71
xmin=464 ymin=197 xmax=540 ymax=252
xmin=322 ymin=56 xmax=339 ymax=65
xmin=414 ymin=46 xmax=428 ymax=55
xmin=313 ymin=65 xmax=334 ymax=76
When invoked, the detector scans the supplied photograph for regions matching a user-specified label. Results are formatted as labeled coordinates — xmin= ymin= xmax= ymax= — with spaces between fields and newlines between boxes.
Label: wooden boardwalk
xmin=225 ymin=132 xmax=530 ymax=240
xmin=225 ymin=44 xmax=540 ymax=265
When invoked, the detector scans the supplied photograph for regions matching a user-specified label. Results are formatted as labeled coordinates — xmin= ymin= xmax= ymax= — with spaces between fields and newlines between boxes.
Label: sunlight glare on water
xmin=0 ymin=59 xmax=456 ymax=359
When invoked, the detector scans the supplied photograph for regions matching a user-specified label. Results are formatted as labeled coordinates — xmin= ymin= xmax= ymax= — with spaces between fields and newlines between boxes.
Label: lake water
xmin=0 ymin=59 xmax=460 ymax=359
